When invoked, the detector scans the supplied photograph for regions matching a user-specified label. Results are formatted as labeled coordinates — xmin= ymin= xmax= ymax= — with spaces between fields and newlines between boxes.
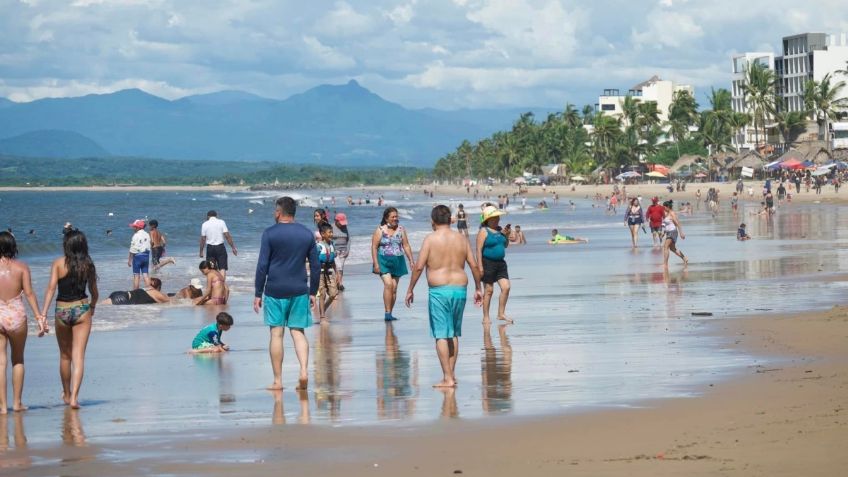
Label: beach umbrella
xmin=652 ymin=164 xmax=670 ymax=175
xmin=779 ymin=158 xmax=804 ymax=170
xmin=694 ymin=172 xmax=708 ymax=178
xmin=646 ymin=171 xmax=666 ymax=178
xmin=513 ymin=177 xmax=526 ymax=184
xmin=812 ymin=168 xmax=830 ymax=177
xmin=570 ymin=175 xmax=587 ymax=182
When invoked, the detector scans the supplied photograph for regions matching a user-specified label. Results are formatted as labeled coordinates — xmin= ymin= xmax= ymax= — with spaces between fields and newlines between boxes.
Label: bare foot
xmin=297 ymin=376 xmax=308 ymax=390
xmin=266 ymin=382 xmax=284 ymax=390
xmin=432 ymin=380 xmax=457 ymax=388
xmin=482 ymin=318 xmax=491 ymax=325
xmin=497 ymin=315 xmax=514 ymax=324
xmin=62 ymin=393 xmax=71 ymax=405
xmin=70 ymin=401 xmax=81 ymax=410
xmin=0 ymin=407 xmax=6 ymax=415
xmin=12 ymin=404 xmax=28 ymax=412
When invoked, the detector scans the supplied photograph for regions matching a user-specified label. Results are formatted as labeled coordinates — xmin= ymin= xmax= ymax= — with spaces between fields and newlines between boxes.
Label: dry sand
xmin=9 ymin=304 xmax=846 ymax=476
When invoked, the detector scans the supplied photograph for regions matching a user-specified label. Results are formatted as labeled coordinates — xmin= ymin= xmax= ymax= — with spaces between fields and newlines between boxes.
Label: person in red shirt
xmin=645 ymin=197 xmax=666 ymax=247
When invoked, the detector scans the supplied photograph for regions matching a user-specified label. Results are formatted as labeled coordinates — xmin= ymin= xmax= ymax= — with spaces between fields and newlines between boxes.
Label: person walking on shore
xmin=333 ymin=213 xmax=350 ymax=291
xmin=199 ymin=211 xmax=237 ymax=280
xmin=405 ymin=205 xmax=483 ymax=388
xmin=127 ymin=219 xmax=151 ymax=290
xmin=254 ymin=197 xmax=319 ymax=391
xmin=661 ymin=200 xmax=688 ymax=269
xmin=455 ymin=204 xmax=469 ymax=238
xmin=41 ymin=229 xmax=98 ymax=409
xmin=0 ymin=232 xmax=47 ymax=413
xmin=476 ymin=205 xmax=512 ymax=324
xmin=371 ymin=207 xmax=415 ymax=322
xmin=624 ymin=198 xmax=644 ymax=249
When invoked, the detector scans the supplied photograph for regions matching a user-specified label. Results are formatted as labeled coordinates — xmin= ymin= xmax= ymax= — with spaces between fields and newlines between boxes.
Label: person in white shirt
xmin=127 ymin=219 xmax=152 ymax=289
xmin=199 ymin=210 xmax=238 ymax=279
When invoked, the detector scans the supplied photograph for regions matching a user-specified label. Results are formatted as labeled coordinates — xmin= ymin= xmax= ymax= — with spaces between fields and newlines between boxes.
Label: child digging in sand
xmin=190 ymin=312 xmax=233 ymax=354
xmin=548 ymin=229 xmax=589 ymax=244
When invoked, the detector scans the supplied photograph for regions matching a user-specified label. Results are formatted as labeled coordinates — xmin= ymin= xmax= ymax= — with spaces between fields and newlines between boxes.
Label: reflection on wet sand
xmin=313 ymin=320 xmax=352 ymax=421
xmin=62 ymin=407 xmax=86 ymax=447
xmin=271 ymin=390 xmax=310 ymax=425
xmin=376 ymin=322 xmax=419 ymax=420
xmin=192 ymin=353 xmax=236 ymax=410
xmin=438 ymin=387 xmax=458 ymax=419
xmin=0 ymin=412 xmax=30 ymax=470
xmin=481 ymin=324 xmax=513 ymax=414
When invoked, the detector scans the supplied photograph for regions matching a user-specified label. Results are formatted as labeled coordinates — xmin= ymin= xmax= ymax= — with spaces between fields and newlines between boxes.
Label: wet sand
xmin=0 ymin=185 xmax=249 ymax=192
xmin=3 ymin=303 xmax=845 ymax=476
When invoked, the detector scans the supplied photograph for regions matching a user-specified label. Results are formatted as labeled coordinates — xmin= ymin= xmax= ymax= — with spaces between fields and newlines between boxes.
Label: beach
xmin=3 ymin=304 xmax=845 ymax=476
xmin=0 ymin=188 xmax=846 ymax=475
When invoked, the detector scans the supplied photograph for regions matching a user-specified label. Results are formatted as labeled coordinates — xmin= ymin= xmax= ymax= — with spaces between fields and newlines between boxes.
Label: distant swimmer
xmin=106 ymin=229 xmax=112 ymax=237
xmin=548 ymin=228 xmax=588 ymax=244
xmin=28 ymin=229 xmax=35 ymax=236
xmin=404 ymin=205 xmax=483 ymax=388
xmin=190 ymin=312 xmax=233 ymax=354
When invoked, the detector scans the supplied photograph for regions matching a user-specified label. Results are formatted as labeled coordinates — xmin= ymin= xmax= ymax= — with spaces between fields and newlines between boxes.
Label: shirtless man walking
xmin=405 ymin=205 xmax=483 ymax=388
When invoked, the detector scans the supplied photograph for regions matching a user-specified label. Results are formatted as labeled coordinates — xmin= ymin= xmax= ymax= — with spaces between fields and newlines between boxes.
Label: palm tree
xmin=563 ymin=103 xmax=581 ymax=128
xmin=582 ymin=104 xmax=595 ymax=125
xmin=592 ymin=114 xmax=623 ymax=170
xmin=620 ymin=95 xmax=640 ymax=129
xmin=804 ymin=73 xmax=848 ymax=154
xmin=727 ymin=112 xmax=751 ymax=153
xmin=741 ymin=62 xmax=777 ymax=151
xmin=775 ymin=111 xmax=807 ymax=151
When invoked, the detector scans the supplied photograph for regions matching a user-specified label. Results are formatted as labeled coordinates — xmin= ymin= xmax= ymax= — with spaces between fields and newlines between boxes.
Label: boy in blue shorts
xmin=190 ymin=312 xmax=233 ymax=354
xmin=405 ymin=205 xmax=483 ymax=388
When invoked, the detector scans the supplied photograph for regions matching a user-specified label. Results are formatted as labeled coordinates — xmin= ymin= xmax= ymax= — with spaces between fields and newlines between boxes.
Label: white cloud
xmin=302 ymin=36 xmax=357 ymax=70
xmin=632 ymin=11 xmax=703 ymax=49
xmin=313 ymin=1 xmax=375 ymax=38
xmin=383 ymin=2 xmax=416 ymax=25
xmin=0 ymin=78 xmax=193 ymax=102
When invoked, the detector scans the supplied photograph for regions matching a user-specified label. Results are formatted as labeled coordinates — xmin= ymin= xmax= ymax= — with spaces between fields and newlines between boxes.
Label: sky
xmin=1 ymin=0 xmax=847 ymax=110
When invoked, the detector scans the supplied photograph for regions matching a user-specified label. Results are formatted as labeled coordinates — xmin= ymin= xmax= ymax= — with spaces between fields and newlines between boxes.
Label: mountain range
xmin=0 ymin=81 xmax=558 ymax=166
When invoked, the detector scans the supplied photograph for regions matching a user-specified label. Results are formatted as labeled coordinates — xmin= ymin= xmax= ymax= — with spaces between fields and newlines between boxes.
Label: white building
xmin=731 ymin=33 xmax=848 ymax=151
xmin=597 ymin=76 xmax=694 ymax=124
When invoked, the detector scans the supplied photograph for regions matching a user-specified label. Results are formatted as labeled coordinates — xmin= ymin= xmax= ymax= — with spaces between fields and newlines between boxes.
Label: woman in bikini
xmin=41 ymin=229 xmax=98 ymax=409
xmin=195 ymin=260 xmax=228 ymax=305
xmin=0 ymin=232 xmax=47 ymax=413
xmin=624 ymin=198 xmax=644 ymax=249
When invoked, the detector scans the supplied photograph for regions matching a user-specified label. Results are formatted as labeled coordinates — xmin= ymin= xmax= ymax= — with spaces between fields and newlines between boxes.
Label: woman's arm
xmin=40 ymin=259 xmax=60 ymax=317
xmin=672 ymin=212 xmax=685 ymax=239
xmin=149 ymin=289 xmax=170 ymax=304
xmin=371 ymin=227 xmax=382 ymax=274
xmin=475 ymin=229 xmax=486 ymax=273
xmin=20 ymin=262 xmax=46 ymax=334
xmin=88 ymin=273 xmax=98 ymax=316
xmin=196 ymin=276 xmax=213 ymax=305
xmin=401 ymin=230 xmax=414 ymax=266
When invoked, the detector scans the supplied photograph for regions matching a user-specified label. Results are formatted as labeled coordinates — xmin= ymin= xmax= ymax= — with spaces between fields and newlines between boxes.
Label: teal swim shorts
xmin=428 ymin=285 xmax=467 ymax=339
xmin=377 ymin=254 xmax=408 ymax=278
xmin=263 ymin=294 xmax=312 ymax=329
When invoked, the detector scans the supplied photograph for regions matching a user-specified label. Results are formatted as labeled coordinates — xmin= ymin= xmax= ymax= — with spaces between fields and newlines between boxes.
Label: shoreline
xmin=8 ymin=303 xmax=846 ymax=476
xmin=0 ymin=185 xmax=250 ymax=192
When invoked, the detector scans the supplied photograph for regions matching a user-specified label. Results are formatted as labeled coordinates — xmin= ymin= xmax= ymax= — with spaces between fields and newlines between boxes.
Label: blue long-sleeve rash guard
xmin=254 ymin=222 xmax=320 ymax=298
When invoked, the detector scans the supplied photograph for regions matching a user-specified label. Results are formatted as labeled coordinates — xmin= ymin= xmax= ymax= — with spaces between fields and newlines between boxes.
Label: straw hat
xmin=480 ymin=205 xmax=506 ymax=224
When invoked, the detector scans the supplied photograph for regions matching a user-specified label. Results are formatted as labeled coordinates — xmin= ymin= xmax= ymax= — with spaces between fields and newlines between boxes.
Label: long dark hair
xmin=63 ymin=230 xmax=96 ymax=285
xmin=313 ymin=208 xmax=328 ymax=224
xmin=0 ymin=231 xmax=17 ymax=259
xmin=380 ymin=207 xmax=398 ymax=226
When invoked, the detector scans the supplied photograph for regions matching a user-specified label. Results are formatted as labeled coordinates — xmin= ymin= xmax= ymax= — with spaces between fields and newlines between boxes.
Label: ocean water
xmin=0 ymin=188 xmax=846 ymax=448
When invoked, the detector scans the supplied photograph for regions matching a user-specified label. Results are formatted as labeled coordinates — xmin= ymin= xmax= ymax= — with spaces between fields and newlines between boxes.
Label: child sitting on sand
xmin=548 ymin=229 xmax=588 ymax=244
xmin=737 ymin=223 xmax=751 ymax=241
xmin=190 ymin=312 xmax=233 ymax=353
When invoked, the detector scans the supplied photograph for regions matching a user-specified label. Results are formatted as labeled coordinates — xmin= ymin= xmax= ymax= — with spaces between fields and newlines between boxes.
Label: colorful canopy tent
xmin=646 ymin=171 xmax=667 ymax=178
xmin=694 ymin=172 xmax=708 ymax=178
xmin=779 ymin=158 xmax=805 ymax=170
xmin=650 ymin=164 xmax=670 ymax=175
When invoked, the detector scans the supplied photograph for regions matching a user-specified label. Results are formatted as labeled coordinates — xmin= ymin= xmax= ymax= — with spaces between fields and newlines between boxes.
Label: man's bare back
xmin=421 ymin=228 xmax=474 ymax=288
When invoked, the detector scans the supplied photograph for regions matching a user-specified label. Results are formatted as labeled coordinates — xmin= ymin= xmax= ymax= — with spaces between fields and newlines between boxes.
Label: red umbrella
xmin=780 ymin=158 xmax=804 ymax=170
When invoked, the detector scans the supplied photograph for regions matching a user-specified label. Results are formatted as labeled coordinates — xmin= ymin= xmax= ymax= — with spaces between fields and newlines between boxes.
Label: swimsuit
xmin=481 ymin=228 xmax=509 ymax=284
xmin=626 ymin=206 xmax=643 ymax=225
xmin=192 ymin=322 xmax=223 ymax=350
xmin=55 ymin=302 xmax=91 ymax=326
xmin=0 ymin=292 xmax=27 ymax=334
xmin=377 ymin=225 xmax=408 ymax=278
xmin=428 ymin=285 xmax=467 ymax=339
xmin=108 ymin=288 xmax=157 ymax=305
xmin=456 ymin=210 xmax=467 ymax=230
xmin=662 ymin=215 xmax=678 ymax=243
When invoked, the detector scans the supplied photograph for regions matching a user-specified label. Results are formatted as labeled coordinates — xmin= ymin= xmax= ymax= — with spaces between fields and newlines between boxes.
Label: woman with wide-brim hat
xmin=476 ymin=205 xmax=512 ymax=324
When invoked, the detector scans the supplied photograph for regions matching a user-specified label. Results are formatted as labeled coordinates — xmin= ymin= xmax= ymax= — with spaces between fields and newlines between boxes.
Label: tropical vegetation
xmin=434 ymin=62 xmax=848 ymax=182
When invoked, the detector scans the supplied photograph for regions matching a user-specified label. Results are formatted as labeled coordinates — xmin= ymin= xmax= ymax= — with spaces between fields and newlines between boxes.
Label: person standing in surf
xmin=371 ymin=207 xmax=414 ymax=322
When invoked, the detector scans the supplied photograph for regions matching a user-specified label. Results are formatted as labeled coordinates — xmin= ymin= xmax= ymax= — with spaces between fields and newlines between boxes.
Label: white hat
xmin=190 ymin=278 xmax=203 ymax=290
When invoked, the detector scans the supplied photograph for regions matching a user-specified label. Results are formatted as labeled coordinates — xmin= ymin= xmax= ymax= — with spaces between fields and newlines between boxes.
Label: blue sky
xmin=1 ymin=0 xmax=846 ymax=109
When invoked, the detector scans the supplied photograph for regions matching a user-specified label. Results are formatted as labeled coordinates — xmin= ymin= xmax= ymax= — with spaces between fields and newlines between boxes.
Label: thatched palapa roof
xmin=670 ymin=154 xmax=707 ymax=173
xmin=726 ymin=151 xmax=766 ymax=169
